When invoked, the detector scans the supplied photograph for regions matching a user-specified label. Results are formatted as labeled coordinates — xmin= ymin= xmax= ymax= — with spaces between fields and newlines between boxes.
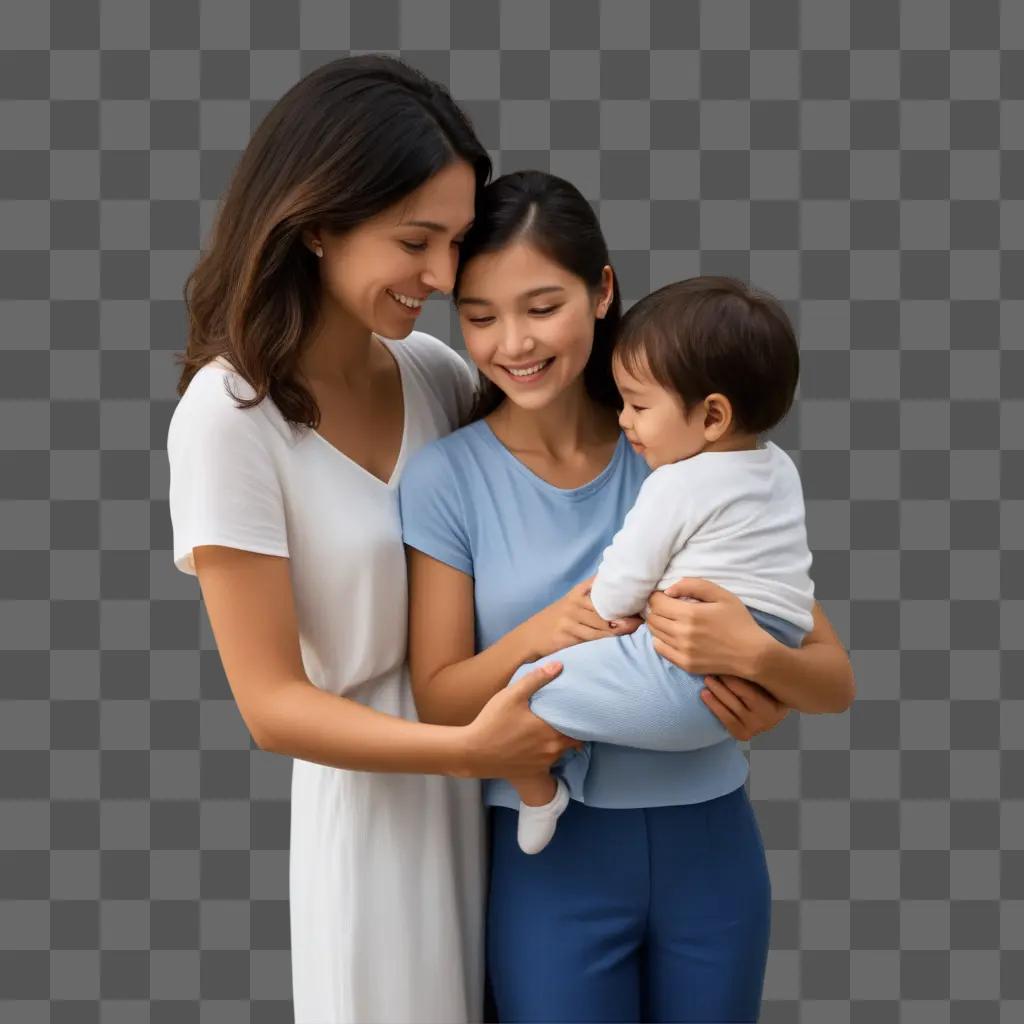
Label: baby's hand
xmin=524 ymin=579 xmax=642 ymax=659
xmin=606 ymin=612 xmax=644 ymax=633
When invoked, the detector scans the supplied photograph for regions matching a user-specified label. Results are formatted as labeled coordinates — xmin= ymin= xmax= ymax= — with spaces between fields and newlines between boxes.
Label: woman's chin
xmin=487 ymin=373 xmax=575 ymax=411
xmin=497 ymin=388 xmax=561 ymax=411
xmin=370 ymin=320 xmax=412 ymax=342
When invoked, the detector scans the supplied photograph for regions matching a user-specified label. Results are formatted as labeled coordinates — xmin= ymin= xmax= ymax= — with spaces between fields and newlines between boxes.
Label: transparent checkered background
xmin=1 ymin=1 xmax=1021 ymax=1021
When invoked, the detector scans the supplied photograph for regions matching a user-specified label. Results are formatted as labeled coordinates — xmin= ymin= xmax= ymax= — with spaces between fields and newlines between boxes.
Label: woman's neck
xmin=297 ymin=299 xmax=379 ymax=387
xmin=489 ymin=382 xmax=619 ymax=459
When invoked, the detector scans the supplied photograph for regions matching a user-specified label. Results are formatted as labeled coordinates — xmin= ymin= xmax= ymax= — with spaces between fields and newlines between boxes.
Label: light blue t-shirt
xmin=398 ymin=418 xmax=750 ymax=810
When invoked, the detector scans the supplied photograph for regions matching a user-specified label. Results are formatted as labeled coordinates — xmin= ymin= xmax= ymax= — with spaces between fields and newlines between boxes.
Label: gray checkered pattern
xmin=1 ymin=0 xmax=1020 ymax=1020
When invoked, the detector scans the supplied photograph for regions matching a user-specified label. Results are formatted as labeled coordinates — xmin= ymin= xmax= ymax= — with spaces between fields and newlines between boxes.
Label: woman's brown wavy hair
xmin=176 ymin=54 xmax=490 ymax=427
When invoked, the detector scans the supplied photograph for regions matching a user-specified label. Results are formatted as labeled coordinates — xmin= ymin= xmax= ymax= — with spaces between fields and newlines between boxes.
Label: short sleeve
xmin=404 ymin=332 xmax=478 ymax=428
xmin=398 ymin=439 xmax=473 ymax=577
xmin=166 ymin=369 xmax=290 ymax=576
xmin=447 ymin=348 xmax=478 ymax=426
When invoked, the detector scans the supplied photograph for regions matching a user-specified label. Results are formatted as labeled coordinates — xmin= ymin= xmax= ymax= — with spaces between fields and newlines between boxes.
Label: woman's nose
xmin=499 ymin=327 xmax=536 ymax=359
xmin=422 ymin=247 xmax=457 ymax=295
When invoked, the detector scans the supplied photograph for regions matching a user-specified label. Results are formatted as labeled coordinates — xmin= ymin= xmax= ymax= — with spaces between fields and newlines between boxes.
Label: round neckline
xmin=476 ymin=418 xmax=628 ymax=500
xmin=694 ymin=438 xmax=773 ymax=460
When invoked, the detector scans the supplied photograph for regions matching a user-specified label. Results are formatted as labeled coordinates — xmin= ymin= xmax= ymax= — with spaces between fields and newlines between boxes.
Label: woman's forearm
xmin=415 ymin=621 xmax=539 ymax=727
xmin=259 ymin=678 xmax=469 ymax=774
xmin=648 ymin=588 xmax=856 ymax=717
xmin=746 ymin=633 xmax=855 ymax=714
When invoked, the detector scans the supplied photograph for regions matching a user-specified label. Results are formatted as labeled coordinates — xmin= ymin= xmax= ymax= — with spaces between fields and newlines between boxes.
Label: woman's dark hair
xmin=176 ymin=54 xmax=490 ymax=426
xmin=453 ymin=171 xmax=621 ymax=422
xmin=615 ymin=276 xmax=800 ymax=435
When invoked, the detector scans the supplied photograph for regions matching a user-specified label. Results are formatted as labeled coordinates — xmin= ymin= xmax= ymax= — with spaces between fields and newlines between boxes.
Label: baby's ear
xmin=703 ymin=393 xmax=734 ymax=439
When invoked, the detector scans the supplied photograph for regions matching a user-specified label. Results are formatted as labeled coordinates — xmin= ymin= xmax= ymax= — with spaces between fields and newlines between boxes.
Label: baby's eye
xmin=529 ymin=306 xmax=558 ymax=316
xmin=632 ymin=406 xmax=647 ymax=413
xmin=466 ymin=316 xmax=495 ymax=326
xmin=401 ymin=240 xmax=428 ymax=253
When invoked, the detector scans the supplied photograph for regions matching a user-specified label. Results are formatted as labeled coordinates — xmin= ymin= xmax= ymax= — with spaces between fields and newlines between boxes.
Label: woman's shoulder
xmin=396 ymin=329 xmax=465 ymax=371
xmin=407 ymin=417 xmax=486 ymax=462
xmin=391 ymin=331 xmax=477 ymax=424
xmin=174 ymin=356 xmax=256 ymax=411
xmin=168 ymin=358 xmax=293 ymax=450
xmin=401 ymin=419 xmax=488 ymax=486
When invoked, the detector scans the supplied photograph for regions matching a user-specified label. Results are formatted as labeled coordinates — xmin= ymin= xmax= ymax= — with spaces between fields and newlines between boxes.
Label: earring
xmin=313 ymin=242 xmax=323 ymax=258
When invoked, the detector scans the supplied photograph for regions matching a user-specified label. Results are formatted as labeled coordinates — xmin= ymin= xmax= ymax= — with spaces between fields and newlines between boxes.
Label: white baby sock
xmin=516 ymin=778 xmax=570 ymax=855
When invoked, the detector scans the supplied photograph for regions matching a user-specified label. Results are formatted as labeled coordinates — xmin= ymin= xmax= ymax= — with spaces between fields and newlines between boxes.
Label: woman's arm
xmin=411 ymin=547 xmax=746 ymax=753
xmin=194 ymin=544 xmax=577 ymax=778
xmin=646 ymin=579 xmax=855 ymax=715
xmin=750 ymin=600 xmax=855 ymax=713
xmin=406 ymin=548 xmax=640 ymax=726
xmin=406 ymin=548 xmax=538 ymax=726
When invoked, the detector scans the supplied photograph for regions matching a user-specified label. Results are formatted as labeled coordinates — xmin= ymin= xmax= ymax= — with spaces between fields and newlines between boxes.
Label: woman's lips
xmin=498 ymin=358 xmax=554 ymax=384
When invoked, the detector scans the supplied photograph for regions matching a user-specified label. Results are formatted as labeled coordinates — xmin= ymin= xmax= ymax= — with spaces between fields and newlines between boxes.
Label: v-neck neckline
xmin=308 ymin=334 xmax=410 ymax=489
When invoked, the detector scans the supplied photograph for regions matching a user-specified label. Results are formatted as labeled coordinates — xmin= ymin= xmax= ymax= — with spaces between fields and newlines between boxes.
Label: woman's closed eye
xmin=402 ymin=238 xmax=465 ymax=253
xmin=465 ymin=305 xmax=560 ymax=326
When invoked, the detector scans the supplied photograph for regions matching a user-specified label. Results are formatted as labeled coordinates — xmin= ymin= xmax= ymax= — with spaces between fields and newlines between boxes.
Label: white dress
xmin=166 ymin=332 xmax=486 ymax=1024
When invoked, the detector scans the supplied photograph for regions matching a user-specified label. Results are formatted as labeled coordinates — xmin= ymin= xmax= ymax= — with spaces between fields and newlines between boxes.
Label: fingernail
xmin=609 ymin=621 xmax=621 ymax=628
xmin=547 ymin=662 xmax=562 ymax=673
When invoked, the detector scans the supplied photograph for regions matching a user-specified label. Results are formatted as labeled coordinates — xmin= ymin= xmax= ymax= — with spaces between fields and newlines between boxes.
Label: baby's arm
xmin=589 ymin=467 xmax=693 ymax=621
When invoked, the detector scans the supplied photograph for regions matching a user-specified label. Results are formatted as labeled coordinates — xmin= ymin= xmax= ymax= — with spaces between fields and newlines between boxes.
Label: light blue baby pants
xmin=510 ymin=607 xmax=806 ymax=797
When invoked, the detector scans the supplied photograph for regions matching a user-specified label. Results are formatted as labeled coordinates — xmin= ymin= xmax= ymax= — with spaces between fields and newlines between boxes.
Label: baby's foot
xmin=516 ymin=779 xmax=570 ymax=855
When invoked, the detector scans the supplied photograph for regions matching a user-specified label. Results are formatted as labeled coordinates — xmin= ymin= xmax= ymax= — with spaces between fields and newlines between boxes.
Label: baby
xmin=508 ymin=276 xmax=816 ymax=854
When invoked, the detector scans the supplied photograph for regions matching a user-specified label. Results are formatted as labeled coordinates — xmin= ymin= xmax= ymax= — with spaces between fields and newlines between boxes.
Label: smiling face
xmin=456 ymin=240 xmax=613 ymax=411
xmin=311 ymin=159 xmax=477 ymax=340
xmin=613 ymin=352 xmax=713 ymax=469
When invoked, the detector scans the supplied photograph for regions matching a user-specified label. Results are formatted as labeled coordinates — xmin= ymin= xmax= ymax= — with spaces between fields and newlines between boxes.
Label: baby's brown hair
xmin=614 ymin=276 xmax=800 ymax=435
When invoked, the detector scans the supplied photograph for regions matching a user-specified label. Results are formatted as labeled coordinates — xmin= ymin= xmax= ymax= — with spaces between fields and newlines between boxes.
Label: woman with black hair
xmin=401 ymin=171 xmax=854 ymax=1022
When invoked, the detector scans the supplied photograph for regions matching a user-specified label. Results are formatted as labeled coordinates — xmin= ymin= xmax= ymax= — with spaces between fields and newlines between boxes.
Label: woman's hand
xmin=645 ymin=577 xmax=773 ymax=680
xmin=700 ymin=674 xmax=790 ymax=742
xmin=519 ymin=576 xmax=643 ymax=660
xmin=458 ymin=661 xmax=584 ymax=778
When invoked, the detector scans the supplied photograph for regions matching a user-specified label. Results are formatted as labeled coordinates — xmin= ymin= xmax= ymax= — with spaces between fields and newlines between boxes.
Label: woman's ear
xmin=703 ymin=393 xmax=734 ymax=441
xmin=301 ymin=229 xmax=324 ymax=258
xmin=596 ymin=265 xmax=615 ymax=318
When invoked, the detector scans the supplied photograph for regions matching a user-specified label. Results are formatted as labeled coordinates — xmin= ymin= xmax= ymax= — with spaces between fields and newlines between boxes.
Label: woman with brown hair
xmin=167 ymin=55 xmax=584 ymax=1023
xmin=166 ymin=56 xmax=794 ymax=1023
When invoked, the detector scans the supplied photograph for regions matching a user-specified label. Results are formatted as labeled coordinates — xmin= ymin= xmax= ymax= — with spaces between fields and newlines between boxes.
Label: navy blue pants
xmin=486 ymin=785 xmax=771 ymax=1023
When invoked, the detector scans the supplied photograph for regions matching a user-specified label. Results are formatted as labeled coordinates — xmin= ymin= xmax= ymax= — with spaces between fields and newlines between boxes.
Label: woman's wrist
xmin=440 ymin=724 xmax=478 ymax=778
xmin=507 ymin=616 xmax=544 ymax=664
xmin=743 ymin=629 xmax=780 ymax=684
xmin=745 ymin=632 xmax=845 ymax=712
